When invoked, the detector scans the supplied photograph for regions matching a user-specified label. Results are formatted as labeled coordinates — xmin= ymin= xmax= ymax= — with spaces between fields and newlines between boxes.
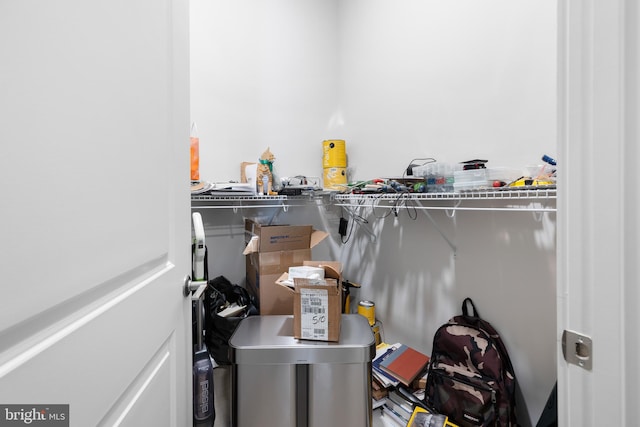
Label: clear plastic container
xmin=453 ymin=180 xmax=491 ymax=192
xmin=453 ymin=169 xmax=489 ymax=192
xmin=454 ymin=168 xmax=487 ymax=182
xmin=413 ymin=162 xmax=462 ymax=192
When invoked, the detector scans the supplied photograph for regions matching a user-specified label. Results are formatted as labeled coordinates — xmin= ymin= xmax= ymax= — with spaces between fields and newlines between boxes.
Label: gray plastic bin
xmin=229 ymin=314 xmax=375 ymax=427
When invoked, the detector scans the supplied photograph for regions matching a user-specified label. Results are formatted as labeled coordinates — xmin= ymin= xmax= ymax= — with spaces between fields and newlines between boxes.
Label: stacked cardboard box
xmin=243 ymin=219 xmax=328 ymax=315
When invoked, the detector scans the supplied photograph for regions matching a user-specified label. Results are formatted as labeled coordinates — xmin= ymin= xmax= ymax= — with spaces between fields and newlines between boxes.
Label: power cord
xmin=403 ymin=157 xmax=436 ymax=181
xmin=339 ymin=204 xmax=368 ymax=244
xmin=394 ymin=192 xmax=418 ymax=220
xmin=371 ymin=190 xmax=418 ymax=221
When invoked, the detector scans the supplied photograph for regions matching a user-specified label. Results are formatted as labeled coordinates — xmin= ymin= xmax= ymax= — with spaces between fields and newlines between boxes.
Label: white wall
xmin=331 ymin=199 xmax=556 ymax=427
xmin=191 ymin=1 xmax=557 ymax=426
xmin=191 ymin=0 xmax=556 ymax=184
xmin=338 ymin=0 xmax=557 ymax=179
xmin=190 ymin=0 xmax=340 ymax=184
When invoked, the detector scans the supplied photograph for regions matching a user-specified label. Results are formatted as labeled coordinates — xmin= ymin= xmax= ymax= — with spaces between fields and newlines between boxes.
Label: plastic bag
xmin=204 ymin=276 xmax=257 ymax=365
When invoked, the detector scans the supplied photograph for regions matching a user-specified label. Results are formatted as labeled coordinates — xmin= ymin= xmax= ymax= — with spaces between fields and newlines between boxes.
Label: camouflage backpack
xmin=424 ymin=298 xmax=518 ymax=427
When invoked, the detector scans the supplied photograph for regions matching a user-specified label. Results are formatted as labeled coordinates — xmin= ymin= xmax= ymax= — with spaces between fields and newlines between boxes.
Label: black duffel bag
xmin=204 ymin=276 xmax=257 ymax=365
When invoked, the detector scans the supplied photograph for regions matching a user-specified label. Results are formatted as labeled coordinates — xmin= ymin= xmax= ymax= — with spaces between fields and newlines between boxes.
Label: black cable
xmin=372 ymin=194 xmax=393 ymax=219
xmin=340 ymin=210 xmax=353 ymax=245
xmin=340 ymin=203 xmax=368 ymax=244
xmin=394 ymin=191 xmax=418 ymax=220
xmin=372 ymin=190 xmax=418 ymax=221
xmin=403 ymin=157 xmax=436 ymax=182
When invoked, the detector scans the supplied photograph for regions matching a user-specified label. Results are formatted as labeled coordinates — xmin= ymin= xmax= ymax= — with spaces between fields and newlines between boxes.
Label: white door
xmin=0 ymin=1 xmax=191 ymax=426
xmin=558 ymin=0 xmax=640 ymax=425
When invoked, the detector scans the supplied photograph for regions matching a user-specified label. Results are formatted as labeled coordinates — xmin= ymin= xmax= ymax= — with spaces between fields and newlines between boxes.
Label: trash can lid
xmin=229 ymin=314 xmax=375 ymax=365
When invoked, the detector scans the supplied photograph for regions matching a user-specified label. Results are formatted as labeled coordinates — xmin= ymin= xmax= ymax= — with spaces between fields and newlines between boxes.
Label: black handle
xmin=462 ymin=297 xmax=480 ymax=318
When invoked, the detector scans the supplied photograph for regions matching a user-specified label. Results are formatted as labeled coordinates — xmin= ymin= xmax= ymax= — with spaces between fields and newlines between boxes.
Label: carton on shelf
xmin=243 ymin=219 xmax=329 ymax=315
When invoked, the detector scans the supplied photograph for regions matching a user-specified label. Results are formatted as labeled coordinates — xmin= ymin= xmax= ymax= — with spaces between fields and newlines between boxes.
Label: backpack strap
xmin=460 ymin=298 xmax=516 ymax=374
xmin=461 ymin=297 xmax=480 ymax=318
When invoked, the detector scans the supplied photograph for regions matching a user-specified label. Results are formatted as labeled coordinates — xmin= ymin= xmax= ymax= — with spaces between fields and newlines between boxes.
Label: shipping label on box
xmin=299 ymin=287 xmax=330 ymax=340
xmin=294 ymin=278 xmax=341 ymax=342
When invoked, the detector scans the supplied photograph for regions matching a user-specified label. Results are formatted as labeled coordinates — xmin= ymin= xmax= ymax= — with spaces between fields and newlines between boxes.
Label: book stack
xmin=372 ymin=343 xmax=402 ymax=390
xmin=381 ymin=389 xmax=417 ymax=426
xmin=380 ymin=343 xmax=430 ymax=387
xmin=371 ymin=342 xmax=432 ymax=426
xmin=371 ymin=377 xmax=388 ymax=409
xmin=371 ymin=344 xmax=396 ymax=410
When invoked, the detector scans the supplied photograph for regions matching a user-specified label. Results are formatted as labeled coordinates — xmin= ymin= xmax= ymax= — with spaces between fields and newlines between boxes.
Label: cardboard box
xmin=275 ymin=261 xmax=343 ymax=291
xmin=276 ymin=266 xmax=325 ymax=287
xmin=293 ymin=277 xmax=342 ymax=342
xmin=243 ymin=220 xmax=331 ymax=253
xmin=244 ymin=220 xmax=329 ymax=315
xmin=303 ymin=260 xmax=342 ymax=282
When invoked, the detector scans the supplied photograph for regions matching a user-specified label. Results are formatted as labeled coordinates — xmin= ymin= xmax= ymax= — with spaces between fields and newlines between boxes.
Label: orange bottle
xmin=190 ymin=122 xmax=200 ymax=181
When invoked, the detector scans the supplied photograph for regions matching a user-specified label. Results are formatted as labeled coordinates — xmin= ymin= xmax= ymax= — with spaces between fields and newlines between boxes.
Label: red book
xmin=380 ymin=344 xmax=430 ymax=387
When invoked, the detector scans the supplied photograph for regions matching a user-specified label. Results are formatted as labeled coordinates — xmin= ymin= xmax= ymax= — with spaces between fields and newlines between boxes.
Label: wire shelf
xmin=190 ymin=188 xmax=556 ymax=212
xmin=333 ymin=187 xmax=556 ymax=202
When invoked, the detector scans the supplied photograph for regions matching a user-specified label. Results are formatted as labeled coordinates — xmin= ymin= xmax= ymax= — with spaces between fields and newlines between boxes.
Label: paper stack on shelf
xmin=191 ymin=181 xmax=257 ymax=196
xmin=190 ymin=180 xmax=213 ymax=194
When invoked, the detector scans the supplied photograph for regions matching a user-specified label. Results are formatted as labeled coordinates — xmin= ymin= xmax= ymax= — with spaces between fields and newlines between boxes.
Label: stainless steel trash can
xmin=229 ymin=314 xmax=375 ymax=427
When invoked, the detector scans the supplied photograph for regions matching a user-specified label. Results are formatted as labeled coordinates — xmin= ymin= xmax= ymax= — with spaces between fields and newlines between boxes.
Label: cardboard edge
xmin=242 ymin=235 xmax=259 ymax=255
xmin=275 ymin=272 xmax=296 ymax=293
xmin=242 ymin=226 xmax=328 ymax=255
xmin=309 ymin=229 xmax=329 ymax=249
xmin=303 ymin=260 xmax=341 ymax=276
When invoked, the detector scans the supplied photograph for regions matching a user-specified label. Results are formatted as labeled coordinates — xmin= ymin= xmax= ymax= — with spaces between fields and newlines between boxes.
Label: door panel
xmin=558 ymin=0 xmax=639 ymax=425
xmin=97 ymin=341 xmax=173 ymax=426
xmin=0 ymin=0 xmax=191 ymax=425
